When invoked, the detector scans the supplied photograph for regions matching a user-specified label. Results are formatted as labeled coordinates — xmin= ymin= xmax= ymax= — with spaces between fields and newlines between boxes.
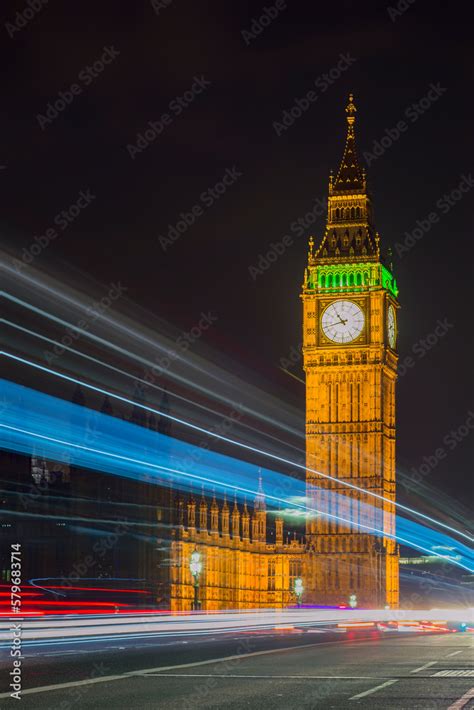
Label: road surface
xmin=0 ymin=629 xmax=472 ymax=708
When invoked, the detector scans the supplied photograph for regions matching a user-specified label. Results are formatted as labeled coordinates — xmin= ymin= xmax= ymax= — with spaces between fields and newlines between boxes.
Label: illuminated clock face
xmin=321 ymin=300 xmax=364 ymax=343
xmin=387 ymin=305 xmax=396 ymax=348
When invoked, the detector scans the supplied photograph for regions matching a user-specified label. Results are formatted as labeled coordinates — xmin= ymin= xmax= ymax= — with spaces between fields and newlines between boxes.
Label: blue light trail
xmin=2 ymin=350 xmax=472 ymax=545
xmin=1 ymin=379 xmax=473 ymax=571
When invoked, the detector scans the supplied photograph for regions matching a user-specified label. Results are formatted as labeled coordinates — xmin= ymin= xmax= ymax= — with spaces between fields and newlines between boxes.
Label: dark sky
xmin=1 ymin=0 xmax=472 ymax=500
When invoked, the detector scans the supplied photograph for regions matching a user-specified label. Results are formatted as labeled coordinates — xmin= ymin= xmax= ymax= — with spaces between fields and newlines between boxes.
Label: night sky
xmin=1 ymin=1 xmax=472 ymax=501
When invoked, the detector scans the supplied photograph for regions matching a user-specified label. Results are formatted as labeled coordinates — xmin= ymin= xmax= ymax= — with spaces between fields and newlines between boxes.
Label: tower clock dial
xmin=321 ymin=300 xmax=364 ymax=343
xmin=387 ymin=304 xmax=396 ymax=348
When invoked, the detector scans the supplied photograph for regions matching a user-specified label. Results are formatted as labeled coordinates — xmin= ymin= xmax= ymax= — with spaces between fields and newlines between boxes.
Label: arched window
xmin=345 ymin=208 xmax=350 ymax=219
xmin=356 ymin=206 xmax=360 ymax=217
xmin=350 ymin=207 xmax=355 ymax=219
xmin=335 ymin=208 xmax=340 ymax=219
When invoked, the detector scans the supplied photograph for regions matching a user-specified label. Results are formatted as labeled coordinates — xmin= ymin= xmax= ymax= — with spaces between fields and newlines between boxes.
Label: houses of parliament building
xmin=2 ymin=95 xmax=399 ymax=611
xmin=170 ymin=94 xmax=399 ymax=610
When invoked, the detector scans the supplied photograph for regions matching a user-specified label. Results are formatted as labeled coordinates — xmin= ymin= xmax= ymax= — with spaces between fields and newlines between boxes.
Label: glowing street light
xmin=294 ymin=577 xmax=304 ymax=607
xmin=349 ymin=593 xmax=357 ymax=609
xmin=190 ymin=549 xmax=202 ymax=611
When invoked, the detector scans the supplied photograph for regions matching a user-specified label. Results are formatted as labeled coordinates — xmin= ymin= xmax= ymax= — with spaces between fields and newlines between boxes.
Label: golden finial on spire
xmin=346 ymin=92 xmax=357 ymax=125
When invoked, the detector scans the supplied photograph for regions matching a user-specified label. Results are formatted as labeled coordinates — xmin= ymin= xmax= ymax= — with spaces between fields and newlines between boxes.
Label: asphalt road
xmin=0 ymin=630 xmax=472 ymax=708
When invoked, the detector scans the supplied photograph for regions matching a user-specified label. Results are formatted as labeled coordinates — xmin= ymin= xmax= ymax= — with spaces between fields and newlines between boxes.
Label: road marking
xmin=350 ymin=679 xmax=398 ymax=700
xmin=410 ymin=661 xmax=437 ymax=673
xmin=0 ymin=672 xmax=131 ymax=699
xmin=447 ymin=687 xmax=474 ymax=710
xmin=433 ymin=670 xmax=474 ymax=677
xmin=42 ymin=650 xmax=79 ymax=657
xmin=446 ymin=650 xmax=463 ymax=657
xmin=0 ymin=638 xmax=375 ymax=699
xmin=136 ymin=673 xmax=391 ymax=680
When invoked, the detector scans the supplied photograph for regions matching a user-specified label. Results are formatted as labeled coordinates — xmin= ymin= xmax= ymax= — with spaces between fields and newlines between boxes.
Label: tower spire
xmin=311 ymin=93 xmax=379 ymax=263
xmin=333 ymin=93 xmax=364 ymax=194
xmin=254 ymin=469 xmax=266 ymax=511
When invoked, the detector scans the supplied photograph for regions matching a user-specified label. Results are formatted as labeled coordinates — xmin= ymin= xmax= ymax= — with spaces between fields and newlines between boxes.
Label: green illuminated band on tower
xmin=307 ymin=262 xmax=398 ymax=297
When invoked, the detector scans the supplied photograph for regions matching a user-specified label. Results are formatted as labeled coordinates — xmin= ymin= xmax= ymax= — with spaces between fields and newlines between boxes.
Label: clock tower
xmin=302 ymin=95 xmax=399 ymax=608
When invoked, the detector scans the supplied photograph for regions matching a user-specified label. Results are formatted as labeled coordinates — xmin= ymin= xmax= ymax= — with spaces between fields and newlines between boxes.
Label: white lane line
xmin=0 ymin=638 xmax=364 ymax=699
xmin=350 ymin=679 xmax=397 ymax=700
xmin=433 ymin=671 xmax=474 ymax=677
xmin=446 ymin=650 xmax=463 ymax=657
xmin=136 ymin=673 xmax=390 ymax=680
xmin=410 ymin=661 xmax=438 ymax=673
xmin=447 ymin=687 xmax=474 ymax=710
xmin=0 ymin=672 xmax=131 ymax=699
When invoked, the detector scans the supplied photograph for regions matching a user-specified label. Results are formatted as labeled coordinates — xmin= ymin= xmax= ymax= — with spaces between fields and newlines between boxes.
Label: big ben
xmin=302 ymin=95 xmax=399 ymax=608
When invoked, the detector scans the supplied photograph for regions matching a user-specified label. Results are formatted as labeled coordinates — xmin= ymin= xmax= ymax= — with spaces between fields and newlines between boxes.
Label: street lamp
xmin=348 ymin=593 xmax=357 ymax=609
xmin=294 ymin=577 xmax=304 ymax=607
xmin=190 ymin=549 xmax=202 ymax=611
